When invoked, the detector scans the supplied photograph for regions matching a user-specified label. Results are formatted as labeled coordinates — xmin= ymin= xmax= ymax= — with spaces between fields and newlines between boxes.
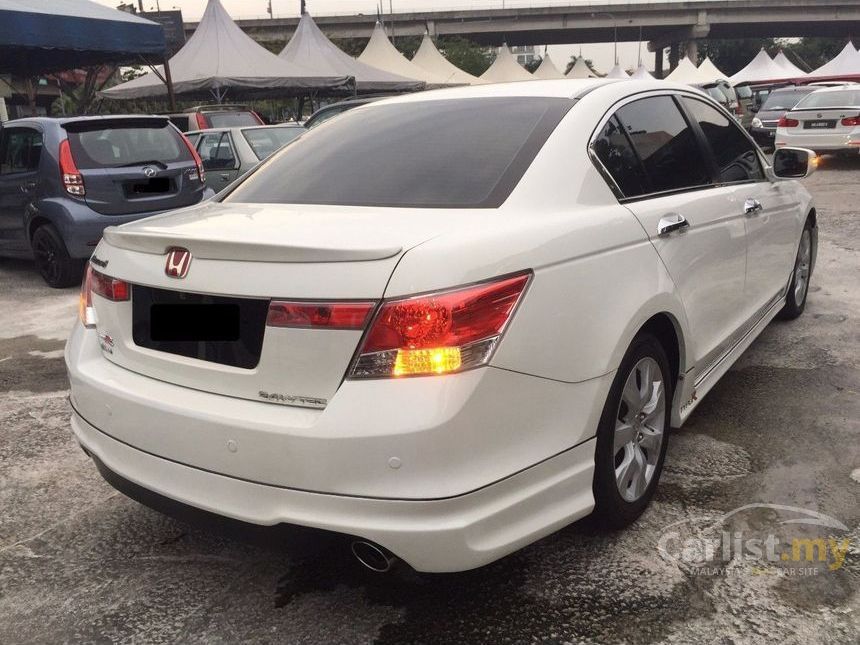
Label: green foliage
xmin=777 ymin=38 xmax=849 ymax=72
xmin=435 ymin=36 xmax=494 ymax=76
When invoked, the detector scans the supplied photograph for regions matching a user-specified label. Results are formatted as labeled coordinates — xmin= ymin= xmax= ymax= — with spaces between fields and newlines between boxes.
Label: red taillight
xmin=180 ymin=132 xmax=205 ymax=183
xmin=349 ymin=272 xmax=531 ymax=378
xmin=195 ymin=113 xmax=208 ymax=130
xmin=79 ymin=265 xmax=129 ymax=327
xmin=841 ymin=115 xmax=860 ymax=127
xmin=779 ymin=116 xmax=799 ymax=128
xmin=59 ymin=139 xmax=85 ymax=196
xmin=266 ymin=301 xmax=375 ymax=330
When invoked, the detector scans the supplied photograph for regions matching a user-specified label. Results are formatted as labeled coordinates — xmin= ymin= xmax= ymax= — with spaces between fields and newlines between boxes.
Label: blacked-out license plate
xmin=150 ymin=304 xmax=240 ymax=342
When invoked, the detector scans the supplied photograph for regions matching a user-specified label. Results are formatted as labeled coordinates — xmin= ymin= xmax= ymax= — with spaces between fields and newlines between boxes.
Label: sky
xmin=94 ymin=0 xmax=653 ymax=72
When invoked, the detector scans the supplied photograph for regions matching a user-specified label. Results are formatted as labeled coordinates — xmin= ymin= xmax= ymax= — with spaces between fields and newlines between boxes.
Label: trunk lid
xmin=89 ymin=202 xmax=473 ymax=408
xmin=64 ymin=117 xmax=205 ymax=216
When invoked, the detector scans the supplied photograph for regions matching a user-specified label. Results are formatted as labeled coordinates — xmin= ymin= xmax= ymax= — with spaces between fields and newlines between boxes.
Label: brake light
xmin=195 ymin=113 xmax=208 ymax=130
xmin=266 ymin=301 xmax=374 ymax=329
xmin=180 ymin=133 xmax=205 ymax=183
xmin=841 ymin=115 xmax=860 ymax=127
xmin=59 ymin=139 xmax=85 ymax=196
xmin=349 ymin=272 xmax=530 ymax=378
xmin=779 ymin=116 xmax=799 ymax=128
xmin=91 ymin=269 xmax=130 ymax=301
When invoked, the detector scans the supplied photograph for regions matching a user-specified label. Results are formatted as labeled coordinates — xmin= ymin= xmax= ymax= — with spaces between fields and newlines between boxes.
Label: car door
xmin=0 ymin=125 xmax=43 ymax=255
xmin=196 ymin=131 xmax=239 ymax=191
xmin=680 ymin=95 xmax=801 ymax=321
xmin=591 ymin=93 xmax=749 ymax=376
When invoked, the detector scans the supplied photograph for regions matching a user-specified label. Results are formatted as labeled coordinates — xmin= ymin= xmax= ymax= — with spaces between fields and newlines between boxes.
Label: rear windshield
xmin=206 ymin=112 xmax=260 ymax=128
xmin=225 ymin=97 xmax=573 ymax=208
xmin=761 ymin=89 xmax=812 ymax=111
xmin=66 ymin=120 xmax=190 ymax=169
xmin=794 ymin=89 xmax=860 ymax=109
xmin=241 ymin=126 xmax=304 ymax=160
xmin=735 ymin=85 xmax=752 ymax=99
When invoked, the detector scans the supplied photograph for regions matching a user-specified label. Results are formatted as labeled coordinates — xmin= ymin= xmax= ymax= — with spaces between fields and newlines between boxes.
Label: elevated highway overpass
xmin=185 ymin=1 xmax=860 ymax=75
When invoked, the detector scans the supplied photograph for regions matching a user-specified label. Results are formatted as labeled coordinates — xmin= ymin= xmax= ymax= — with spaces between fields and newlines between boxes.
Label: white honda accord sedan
xmin=66 ymin=79 xmax=818 ymax=573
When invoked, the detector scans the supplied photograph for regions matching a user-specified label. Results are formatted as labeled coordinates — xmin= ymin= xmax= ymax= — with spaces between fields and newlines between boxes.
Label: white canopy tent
xmin=410 ymin=34 xmax=482 ymax=85
xmin=697 ymin=56 xmax=730 ymax=82
xmin=480 ymin=45 xmax=534 ymax=83
xmin=279 ymin=13 xmax=424 ymax=93
xmin=665 ymin=56 xmax=701 ymax=83
xmin=532 ymin=52 xmax=566 ymax=80
xmin=730 ymin=49 xmax=791 ymax=85
xmin=101 ymin=0 xmax=350 ymax=100
xmin=358 ymin=22 xmax=452 ymax=87
xmin=773 ymin=50 xmax=807 ymax=77
xmin=630 ymin=65 xmax=654 ymax=80
xmin=605 ymin=64 xmax=630 ymax=79
xmin=566 ymin=57 xmax=598 ymax=79
xmin=808 ymin=42 xmax=860 ymax=79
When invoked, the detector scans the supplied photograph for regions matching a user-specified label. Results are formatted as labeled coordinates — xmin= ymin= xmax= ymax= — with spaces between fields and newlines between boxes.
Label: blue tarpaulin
xmin=0 ymin=0 xmax=166 ymax=74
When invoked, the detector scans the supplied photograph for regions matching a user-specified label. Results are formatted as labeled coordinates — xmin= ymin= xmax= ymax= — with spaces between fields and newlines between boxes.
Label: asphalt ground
xmin=0 ymin=158 xmax=858 ymax=644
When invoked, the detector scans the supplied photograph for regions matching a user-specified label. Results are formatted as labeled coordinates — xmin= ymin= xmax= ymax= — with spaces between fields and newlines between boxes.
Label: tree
xmin=697 ymin=39 xmax=777 ymax=75
xmin=777 ymin=37 xmax=850 ymax=72
xmin=524 ymin=56 xmax=542 ymax=74
xmin=436 ymin=37 xmax=494 ymax=76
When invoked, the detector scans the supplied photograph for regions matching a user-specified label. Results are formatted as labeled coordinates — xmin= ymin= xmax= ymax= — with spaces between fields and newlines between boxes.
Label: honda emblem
xmin=165 ymin=247 xmax=191 ymax=278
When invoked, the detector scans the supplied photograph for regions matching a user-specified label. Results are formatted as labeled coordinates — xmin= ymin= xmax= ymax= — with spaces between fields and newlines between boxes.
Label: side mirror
xmin=771 ymin=147 xmax=817 ymax=179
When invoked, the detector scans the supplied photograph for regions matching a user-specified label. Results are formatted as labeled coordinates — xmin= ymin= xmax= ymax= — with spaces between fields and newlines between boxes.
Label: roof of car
xmin=4 ymin=114 xmax=168 ymax=126
xmin=186 ymin=124 xmax=304 ymax=136
xmin=805 ymin=84 xmax=860 ymax=94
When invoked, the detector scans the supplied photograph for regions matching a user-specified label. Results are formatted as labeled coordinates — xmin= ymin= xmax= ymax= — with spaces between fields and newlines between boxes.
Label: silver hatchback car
xmin=775 ymin=85 xmax=860 ymax=155
xmin=185 ymin=124 xmax=305 ymax=191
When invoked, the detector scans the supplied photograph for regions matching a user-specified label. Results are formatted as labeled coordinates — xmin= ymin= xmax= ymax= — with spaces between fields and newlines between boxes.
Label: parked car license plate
xmin=804 ymin=120 xmax=836 ymax=129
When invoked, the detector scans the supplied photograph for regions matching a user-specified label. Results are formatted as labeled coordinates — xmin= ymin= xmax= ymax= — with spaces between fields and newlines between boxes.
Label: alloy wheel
xmin=613 ymin=356 xmax=666 ymax=502
xmin=33 ymin=234 xmax=61 ymax=285
xmin=794 ymin=229 xmax=812 ymax=304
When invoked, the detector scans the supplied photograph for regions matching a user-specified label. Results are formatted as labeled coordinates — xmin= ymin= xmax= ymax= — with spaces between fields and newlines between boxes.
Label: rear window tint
xmin=205 ymin=112 xmax=261 ymax=128
xmin=761 ymin=89 xmax=813 ymax=111
xmin=225 ymin=97 xmax=573 ymax=209
xmin=795 ymin=89 xmax=860 ymax=109
xmin=242 ymin=127 xmax=304 ymax=160
xmin=66 ymin=121 xmax=190 ymax=169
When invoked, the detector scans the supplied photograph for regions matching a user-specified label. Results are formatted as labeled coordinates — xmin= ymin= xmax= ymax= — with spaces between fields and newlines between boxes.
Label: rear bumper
xmin=775 ymin=130 xmax=860 ymax=153
xmin=72 ymin=409 xmax=596 ymax=572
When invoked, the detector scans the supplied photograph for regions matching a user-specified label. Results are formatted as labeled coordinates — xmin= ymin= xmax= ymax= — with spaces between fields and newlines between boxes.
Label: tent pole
xmin=163 ymin=57 xmax=177 ymax=112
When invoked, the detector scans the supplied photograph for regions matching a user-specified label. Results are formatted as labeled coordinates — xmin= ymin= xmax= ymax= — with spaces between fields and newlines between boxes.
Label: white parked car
xmin=775 ymin=85 xmax=860 ymax=155
xmin=66 ymin=80 xmax=818 ymax=573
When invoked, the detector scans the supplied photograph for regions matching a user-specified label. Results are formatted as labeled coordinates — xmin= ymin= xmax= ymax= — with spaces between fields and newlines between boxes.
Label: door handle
xmin=744 ymin=198 xmax=763 ymax=215
xmin=19 ymin=181 xmax=37 ymax=193
xmin=657 ymin=213 xmax=689 ymax=236
xmin=219 ymin=173 xmax=231 ymax=182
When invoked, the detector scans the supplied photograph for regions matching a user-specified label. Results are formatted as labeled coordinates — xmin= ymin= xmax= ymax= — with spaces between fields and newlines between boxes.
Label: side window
xmin=592 ymin=116 xmax=649 ymax=197
xmin=0 ymin=127 xmax=43 ymax=174
xmin=197 ymin=132 xmax=236 ymax=171
xmin=682 ymin=97 xmax=765 ymax=184
xmin=615 ymin=96 xmax=712 ymax=195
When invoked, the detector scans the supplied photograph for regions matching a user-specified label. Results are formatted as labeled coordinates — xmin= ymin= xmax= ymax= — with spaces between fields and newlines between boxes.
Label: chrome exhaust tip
xmin=350 ymin=540 xmax=396 ymax=573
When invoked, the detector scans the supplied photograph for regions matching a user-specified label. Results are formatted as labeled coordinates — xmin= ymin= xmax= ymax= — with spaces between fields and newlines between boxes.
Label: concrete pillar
xmin=668 ymin=43 xmax=680 ymax=71
xmin=654 ymin=48 xmax=664 ymax=79
xmin=686 ymin=40 xmax=698 ymax=64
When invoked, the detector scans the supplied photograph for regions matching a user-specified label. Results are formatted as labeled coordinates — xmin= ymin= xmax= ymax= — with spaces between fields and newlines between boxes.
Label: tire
xmin=777 ymin=219 xmax=815 ymax=320
xmin=592 ymin=333 xmax=673 ymax=529
xmin=31 ymin=224 xmax=83 ymax=288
